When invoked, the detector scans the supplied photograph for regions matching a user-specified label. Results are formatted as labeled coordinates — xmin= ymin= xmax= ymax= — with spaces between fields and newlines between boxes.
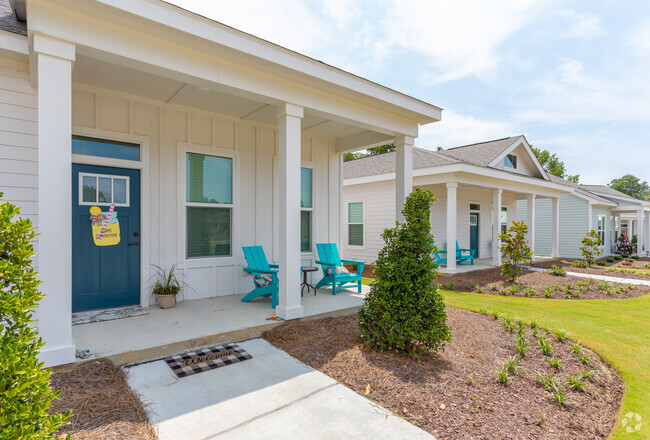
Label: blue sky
xmin=169 ymin=0 xmax=650 ymax=184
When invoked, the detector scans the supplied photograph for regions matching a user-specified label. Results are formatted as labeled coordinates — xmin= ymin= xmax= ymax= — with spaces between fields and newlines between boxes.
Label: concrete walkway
xmin=127 ymin=338 xmax=434 ymax=440
xmin=526 ymin=266 xmax=650 ymax=286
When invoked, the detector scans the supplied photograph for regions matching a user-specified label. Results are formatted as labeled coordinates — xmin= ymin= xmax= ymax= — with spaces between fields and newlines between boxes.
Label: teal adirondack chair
xmin=315 ymin=243 xmax=365 ymax=295
xmin=432 ymin=242 xmax=475 ymax=266
xmin=241 ymin=246 xmax=278 ymax=308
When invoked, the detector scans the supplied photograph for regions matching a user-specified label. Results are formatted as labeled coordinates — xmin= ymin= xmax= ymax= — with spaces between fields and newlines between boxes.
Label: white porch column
xmin=395 ymin=135 xmax=414 ymax=222
xmin=276 ymin=103 xmax=304 ymax=320
xmin=34 ymin=34 xmax=76 ymax=366
xmin=446 ymin=183 xmax=458 ymax=273
xmin=551 ymin=197 xmax=560 ymax=258
xmin=526 ymin=194 xmax=536 ymax=256
xmin=492 ymin=189 xmax=502 ymax=266
xmin=616 ymin=214 xmax=622 ymax=242
xmin=638 ymin=209 xmax=646 ymax=255
xmin=645 ymin=211 xmax=650 ymax=255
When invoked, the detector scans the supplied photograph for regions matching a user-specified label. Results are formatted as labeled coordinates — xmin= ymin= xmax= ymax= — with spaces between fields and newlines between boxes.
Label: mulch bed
xmin=440 ymin=267 xmax=649 ymax=299
xmin=263 ymin=309 xmax=623 ymax=440
xmin=533 ymin=258 xmax=650 ymax=281
xmin=50 ymin=361 xmax=157 ymax=440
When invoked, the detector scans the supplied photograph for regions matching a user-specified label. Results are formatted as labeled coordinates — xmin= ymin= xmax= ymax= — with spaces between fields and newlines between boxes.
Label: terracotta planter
xmin=156 ymin=294 xmax=176 ymax=309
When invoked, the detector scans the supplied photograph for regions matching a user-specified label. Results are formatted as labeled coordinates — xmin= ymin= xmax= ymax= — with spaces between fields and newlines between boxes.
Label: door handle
xmin=128 ymin=241 xmax=140 ymax=247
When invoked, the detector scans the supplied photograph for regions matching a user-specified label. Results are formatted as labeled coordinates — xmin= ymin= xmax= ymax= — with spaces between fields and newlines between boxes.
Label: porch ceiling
xmin=72 ymin=54 xmax=377 ymax=145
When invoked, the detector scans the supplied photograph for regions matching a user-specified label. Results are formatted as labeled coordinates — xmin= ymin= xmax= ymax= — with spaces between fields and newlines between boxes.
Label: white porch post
xmin=638 ymin=209 xmax=646 ymax=255
xmin=526 ymin=194 xmax=536 ymax=257
xmin=551 ymin=197 xmax=560 ymax=258
xmin=616 ymin=214 xmax=622 ymax=242
xmin=492 ymin=189 xmax=502 ymax=266
xmin=645 ymin=211 xmax=650 ymax=255
xmin=395 ymin=135 xmax=413 ymax=222
xmin=276 ymin=103 xmax=304 ymax=320
xmin=446 ymin=183 xmax=458 ymax=273
xmin=34 ymin=34 xmax=76 ymax=366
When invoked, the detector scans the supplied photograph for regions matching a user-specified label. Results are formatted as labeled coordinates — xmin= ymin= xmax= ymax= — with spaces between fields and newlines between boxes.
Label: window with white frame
xmin=301 ymin=167 xmax=313 ymax=252
xmin=504 ymin=154 xmax=517 ymax=169
xmin=501 ymin=207 xmax=508 ymax=233
xmin=185 ymin=152 xmax=233 ymax=258
xmin=79 ymin=173 xmax=130 ymax=207
xmin=348 ymin=202 xmax=364 ymax=246
xmin=597 ymin=215 xmax=606 ymax=245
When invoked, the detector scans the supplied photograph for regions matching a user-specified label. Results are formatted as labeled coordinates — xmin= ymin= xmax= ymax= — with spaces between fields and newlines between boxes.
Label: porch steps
xmin=72 ymin=305 xmax=361 ymax=368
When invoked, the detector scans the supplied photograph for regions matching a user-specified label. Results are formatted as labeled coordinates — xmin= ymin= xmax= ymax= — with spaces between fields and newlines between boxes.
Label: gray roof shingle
xmin=438 ymin=136 xmax=521 ymax=167
xmin=0 ymin=0 xmax=26 ymax=36
xmin=579 ymin=184 xmax=646 ymax=204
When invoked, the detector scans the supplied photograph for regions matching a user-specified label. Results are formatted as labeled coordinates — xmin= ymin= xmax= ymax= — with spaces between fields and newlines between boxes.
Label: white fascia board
xmin=612 ymin=204 xmax=650 ymax=213
xmin=487 ymin=135 xmax=549 ymax=180
xmin=592 ymin=193 xmax=649 ymax=206
xmin=45 ymin=0 xmax=441 ymax=124
xmin=0 ymin=29 xmax=29 ymax=56
xmin=27 ymin=1 xmax=421 ymax=137
xmin=574 ymin=192 xmax=617 ymax=207
xmin=344 ymin=163 xmax=572 ymax=196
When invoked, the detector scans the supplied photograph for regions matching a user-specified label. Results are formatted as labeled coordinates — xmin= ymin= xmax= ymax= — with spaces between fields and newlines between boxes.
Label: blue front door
xmin=72 ymin=164 xmax=141 ymax=311
xmin=470 ymin=212 xmax=479 ymax=256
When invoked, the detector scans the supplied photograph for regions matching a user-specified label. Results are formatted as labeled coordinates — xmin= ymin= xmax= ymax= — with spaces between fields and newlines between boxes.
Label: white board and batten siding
xmin=70 ymin=86 xmax=339 ymax=304
xmin=0 ymin=57 xmax=39 ymax=323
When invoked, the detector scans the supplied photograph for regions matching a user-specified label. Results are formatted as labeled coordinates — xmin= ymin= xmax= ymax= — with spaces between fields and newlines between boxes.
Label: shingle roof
xmin=579 ymin=184 xmax=646 ymax=204
xmin=0 ymin=0 xmax=26 ymax=36
xmin=439 ymin=136 xmax=521 ymax=167
xmin=343 ymin=136 xmax=525 ymax=179
xmin=547 ymin=175 xmax=614 ymax=205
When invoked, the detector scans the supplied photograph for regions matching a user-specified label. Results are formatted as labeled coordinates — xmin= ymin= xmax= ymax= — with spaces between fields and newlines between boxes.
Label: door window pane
xmin=98 ymin=177 xmax=112 ymax=203
xmin=82 ymin=176 xmax=97 ymax=203
xmin=300 ymin=168 xmax=313 ymax=208
xmin=301 ymin=211 xmax=311 ymax=252
xmin=186 ymin=153 xmax=233 ymax=204
xmin=113 ymin=179 xmax=127 ymax=204
xmin=187 ymin=207 xmax=231 ymax=258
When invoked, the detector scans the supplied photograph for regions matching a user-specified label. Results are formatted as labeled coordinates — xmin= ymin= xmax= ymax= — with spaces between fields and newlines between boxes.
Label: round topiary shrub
xmin=0 ymin=193 xmax=71 ymax=439
xmin=357 ymin=188 xmax=451 ymax=357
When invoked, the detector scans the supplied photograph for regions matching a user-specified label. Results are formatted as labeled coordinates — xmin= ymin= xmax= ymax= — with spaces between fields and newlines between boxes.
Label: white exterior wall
xmin=0 ymin=57 xmax=39 ymax=324
xmin=343 ymin=181 xmax=506 ymax=263
xmin=69 ymin=86 xmax=338 ymax=303
xmin=592 ymin=206 xmax=612 ymax=255
xmin=517 ymin=198 xmax=552 ymax=257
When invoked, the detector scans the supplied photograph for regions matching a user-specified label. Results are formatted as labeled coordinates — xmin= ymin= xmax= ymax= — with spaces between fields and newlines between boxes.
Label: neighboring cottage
xmin=0 ymin=0 xmax=441 ymax=366
xmin=343 ymin=136 xmax=571 ymax=271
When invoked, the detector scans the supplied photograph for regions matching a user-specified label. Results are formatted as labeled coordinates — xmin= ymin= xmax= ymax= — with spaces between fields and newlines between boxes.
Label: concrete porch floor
xmin=72 ymin=285 xmax=368 ymax=366
xmin=438 ymin=257 xmax=496 ymax=274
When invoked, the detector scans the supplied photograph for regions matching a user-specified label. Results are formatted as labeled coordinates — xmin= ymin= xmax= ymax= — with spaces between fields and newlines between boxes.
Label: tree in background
xmin=0 ymin=193 xmax=71 ymax=439
xmin=343 ymin=144 xmax=395 ymax=162
xmin=531 ymin=146 xmax=580 ymax=183
xmin=357 ymin=188 xmax=450 ymax=357
xmin=609 ymin=174 xmax=650 ymax=200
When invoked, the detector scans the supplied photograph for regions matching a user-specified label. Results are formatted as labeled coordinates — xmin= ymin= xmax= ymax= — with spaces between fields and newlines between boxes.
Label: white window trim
xmin=346 ymin=200 xmax=365 ymax=249
xmin=78 ymin=172 xmax=131 ymax=207
xmin=301 ymin=165 xmax=314 ymax=254
xmin=597 ymin=214 xmax=606 ymax=248
xmin=177 ymin=143 xmax=239 ymax=264
xmin=504 ymin=153 xmax=517 ymax=169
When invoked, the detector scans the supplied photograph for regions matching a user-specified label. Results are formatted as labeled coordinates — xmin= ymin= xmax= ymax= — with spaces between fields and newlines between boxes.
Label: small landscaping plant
xmin=548 ymin=356 xmax=563 ymax=370
xmin=554 ymin=329 xmax=568 ymax=343
xmin=499 ymin=221 xmax=533 ymax=283
xmin=567 ymin=374 xmax=587 ymax=392
xmin=580 ymin=229 xmax=603 ymax=266
xmin=358 ymin=188 xmax=451 ymax=357
xmin=606 ymin=257 xmax=615 ymax=263
xmin=544 ymin=287 xmax=553 ymax=298
xmin=547 ymin=265 xmax=567 ymax=276
xmin=571 ymin=259 xmax=588 ymax=268
xmin=0 ymin=193 xmax=72 ymax=439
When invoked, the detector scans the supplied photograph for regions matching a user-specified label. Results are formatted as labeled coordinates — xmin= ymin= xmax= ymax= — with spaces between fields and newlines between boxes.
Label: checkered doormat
xmin=164 ymin=344 xmax=252 ymax=378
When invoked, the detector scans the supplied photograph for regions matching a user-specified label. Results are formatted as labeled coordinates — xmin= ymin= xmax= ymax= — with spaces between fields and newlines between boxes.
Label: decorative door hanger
xmin=89 ymin=205 xmax=121 ymax=246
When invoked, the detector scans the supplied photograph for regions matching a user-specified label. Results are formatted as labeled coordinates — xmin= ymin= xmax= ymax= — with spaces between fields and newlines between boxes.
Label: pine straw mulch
xmin=438 ymin=267 xmax=649 ymax=299
xmin=50 ymin=361 xmax=157 ymax=440
xmin=532 ymin=257 xmax=650 ymax=281
xmin=263 ymin=308 xmax=623 ymax=440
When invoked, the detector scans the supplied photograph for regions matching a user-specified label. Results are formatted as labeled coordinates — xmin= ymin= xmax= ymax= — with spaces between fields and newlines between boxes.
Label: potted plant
xmin=150 ymin=264 xmax=186 ymax=309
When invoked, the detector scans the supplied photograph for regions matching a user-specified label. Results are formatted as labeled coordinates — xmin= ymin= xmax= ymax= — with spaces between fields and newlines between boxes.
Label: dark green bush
xmin=357 ymin=188 xmax=450 ymax=357
xmin=606 ymin=257 xmax=614 ymax=263
xmin=614 ymin=255 xmax=623 ymax=261
xmin=0 ymin=193 xmax=71 ymax=439
xmin=499 ymin=221 xmax=533 ymax=283
xmin=596 ymin=261 xmax=606 ymax=266
xmin=631 ymin=255 xmax=639 ymax=260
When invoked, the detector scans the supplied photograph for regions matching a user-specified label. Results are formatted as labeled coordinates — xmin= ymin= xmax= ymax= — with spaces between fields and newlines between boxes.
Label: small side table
xmin=301 ymin=266 xmax=319 ymax=296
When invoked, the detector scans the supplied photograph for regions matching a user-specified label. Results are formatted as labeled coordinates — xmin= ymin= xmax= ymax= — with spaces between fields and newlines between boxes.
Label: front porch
xmin=438 ymin=257 xmax=494 ymax=274
xmin=72 ymin=286 xmax=368 ymax=366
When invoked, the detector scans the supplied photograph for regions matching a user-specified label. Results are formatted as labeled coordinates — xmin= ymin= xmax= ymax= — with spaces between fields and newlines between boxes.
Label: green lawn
xmin=442 ymin=290 xmax=650 ymax=440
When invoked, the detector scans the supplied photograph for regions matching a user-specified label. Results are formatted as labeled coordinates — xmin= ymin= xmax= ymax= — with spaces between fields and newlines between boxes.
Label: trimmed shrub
xmin=596 ymin=261 xmax=606 ymax=266
xmin=358 ymin=188 xmax=451 ymax=357
xmin=606 ymin=257 xmax=614 ymax=263
xmin=499 ymin=221 xmax=533 ymax=283
xmin=0 ymin=193 xmax=71 ymax=439
xmin=547 ymin=265 xmax=566 ymax=276
xmin=614 ymin=255 xmax=623 ymax=261
xmin=580 ymin=230 xmax=603 ymax=266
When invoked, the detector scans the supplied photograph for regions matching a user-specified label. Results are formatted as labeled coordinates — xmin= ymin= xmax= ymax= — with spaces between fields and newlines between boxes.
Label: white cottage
xmin=342 ymin=136 xmax=571 ymax=271
xmin=0 ymin=0 xmax=441 ymax=366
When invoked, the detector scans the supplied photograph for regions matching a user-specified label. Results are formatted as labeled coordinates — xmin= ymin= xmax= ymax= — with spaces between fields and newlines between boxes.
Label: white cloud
xmin=417 ymin=110 xmax=518 ymax=149
xmin=558 ymin=10 xmax=603 ymax=38
xmin=626 ymin=18 xmax=650 ymax=56
xmin=382 ymin=0 xmax=548 ymax=83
